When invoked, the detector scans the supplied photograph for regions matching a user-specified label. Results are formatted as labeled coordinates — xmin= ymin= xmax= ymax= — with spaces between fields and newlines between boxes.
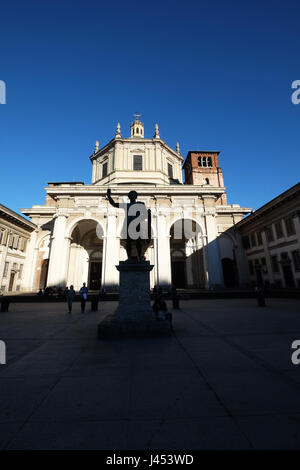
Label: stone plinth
xmin=98 ymin=260 xmax=172 ymax=338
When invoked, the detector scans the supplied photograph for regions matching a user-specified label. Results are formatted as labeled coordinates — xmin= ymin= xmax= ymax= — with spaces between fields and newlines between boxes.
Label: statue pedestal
xmin=98 ymin=260 xmax=172 ymax=338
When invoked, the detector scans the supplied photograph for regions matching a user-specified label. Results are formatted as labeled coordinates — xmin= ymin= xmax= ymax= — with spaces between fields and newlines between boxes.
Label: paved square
xmin=0 ymin=298 xmax=300 ymax=449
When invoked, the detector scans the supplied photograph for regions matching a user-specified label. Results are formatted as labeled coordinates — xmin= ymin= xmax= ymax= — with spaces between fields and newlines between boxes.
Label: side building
xmin=234 ymin=183 xmax=300 ymax=289
xmin=0 ymin=204 xmax=36 ymax=293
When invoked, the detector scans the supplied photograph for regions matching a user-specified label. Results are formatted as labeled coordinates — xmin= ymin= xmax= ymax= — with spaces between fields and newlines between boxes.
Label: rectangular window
xmin=0 ymin=286 xmax=5 ymax=292
xmin=18 ymin=264 xmax=23 ymax=279
xmin=285 ymin=217 xmax=296 ymax=237
xmin=271 ymin=255 xmax=279 ymax=273
xmin=13 ymin=262 xmax=17 ymax=270
xmin=18 ymin=237 xmax=23 ymax=250
xmin=2 ymin=230 xmax=8 ymax=245
xmin=266 ymin=226 xmax=274 ymax=243
xmin=257 ymin=231 xmax=263 ymax=245
xmin=261 ymin=257 xmax=266 ymax=266
xmin=275 ymin=221 xmax=283 ymax=239
xmin=16 ymin=285 xmax=20 ymax=291
xmin=8 ymin=234 xmax=13 ymax=247
xmin=13 ymin=235 xmax=19 ymax=249
xmin=133 ymin=155 xmax=143 ymax=171
xmin=292 ymin=250 xmax=300 ymax=271
xmin=250 ymin=234 xmax=257 ymax=247
xmin=242 ymin=235 xmax=250 ymax=249
xmin=102 ymin=162 xmax=108 ymax=178
xmin=3 ymin=262 xmax=9 ymax=277
xmin=168 ymin=163 xmax=173 ymax=179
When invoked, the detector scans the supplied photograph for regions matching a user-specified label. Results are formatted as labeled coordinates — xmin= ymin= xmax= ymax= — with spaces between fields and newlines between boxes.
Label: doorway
xmin=89 ymin=262 xmax=102 ymax=290
xmin=8 ymin=272 xmax=15 ymax=292
xmin=222 ymin=258 xmax=236 ymax=288
xmin=282 ymin=265 xmax=294 ymax=288
xmin=171 ymin=259 xmax=186 ymax=288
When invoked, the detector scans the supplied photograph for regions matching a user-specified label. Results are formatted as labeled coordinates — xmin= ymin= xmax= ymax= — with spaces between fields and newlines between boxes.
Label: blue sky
xmin=0 ymin=0 xmax=299 ymax=215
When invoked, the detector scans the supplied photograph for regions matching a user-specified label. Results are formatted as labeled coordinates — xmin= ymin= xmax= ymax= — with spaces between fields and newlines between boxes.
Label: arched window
xmin=207 ymin=157 xmax=212 ymax=167
xmin=205 ymin=178 xmax=210 ymax=185
xmin=136 ymin=128 xmax=139 ymax=134
xmin=198 ymin=157 xmax=202 ymax=167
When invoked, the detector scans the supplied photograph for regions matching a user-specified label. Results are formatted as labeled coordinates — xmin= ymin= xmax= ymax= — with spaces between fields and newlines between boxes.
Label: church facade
xmin=21 ymin=117 xmax=251 ymax=292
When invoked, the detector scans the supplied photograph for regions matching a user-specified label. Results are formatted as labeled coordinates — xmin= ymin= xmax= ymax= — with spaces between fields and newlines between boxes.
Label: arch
xmin=66 ymin=216 xmax=105 ymax=239
xmin=169 ymin=218 xmax=206 ymax=288
xmin=67 ymin=218 xmax=104 ymax=291
xmin=167 ymin=216 xmax=205 ymax=239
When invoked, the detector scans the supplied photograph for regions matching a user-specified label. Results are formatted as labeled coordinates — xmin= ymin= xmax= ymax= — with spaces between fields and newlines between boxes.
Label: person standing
xmin=80 ymin=282 xmax=88 ymax=313
xmin=67 ymin=285 xmax=76 ymax=314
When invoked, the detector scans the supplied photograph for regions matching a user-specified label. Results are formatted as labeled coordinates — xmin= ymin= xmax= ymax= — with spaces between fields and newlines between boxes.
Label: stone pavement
xmin=0 ymin=298 xmax=300 ymax=449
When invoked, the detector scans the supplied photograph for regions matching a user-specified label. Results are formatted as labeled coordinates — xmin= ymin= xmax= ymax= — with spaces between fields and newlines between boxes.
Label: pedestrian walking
xmin=67 ymin=285 xmax=76 ymax=314
xmin=80 ymin=282 xmax=88 ymax=313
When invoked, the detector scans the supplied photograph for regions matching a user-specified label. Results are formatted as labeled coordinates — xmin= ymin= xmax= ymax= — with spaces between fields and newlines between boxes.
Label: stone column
xmin=203 ymin=198 xmax=223 ymax=288
xmin=47 ymin=214 xmax=70 ymax=287
xmin=103 ymin=209 xmax=119 ymax=289
xmin=0 ymin=237 xmax=9 ymax=289
xmin=22 ymin=229 xmax=38 ymax=291
xmin=261 ymin=230 xmax=274 ymax=284
xmin=156 ymin=211 xmax=172 ymax=286
xmin=92 ymin=160 xmax=97 ymax=183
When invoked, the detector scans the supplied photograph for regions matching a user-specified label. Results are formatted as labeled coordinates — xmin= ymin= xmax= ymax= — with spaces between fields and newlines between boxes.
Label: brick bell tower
xmin=183 ymin=151 xmax=227 ymax=205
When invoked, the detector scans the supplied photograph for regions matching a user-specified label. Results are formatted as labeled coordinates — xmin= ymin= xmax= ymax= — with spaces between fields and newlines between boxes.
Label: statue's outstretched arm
xmin=107 ymin=188 xmax=119 ymax=208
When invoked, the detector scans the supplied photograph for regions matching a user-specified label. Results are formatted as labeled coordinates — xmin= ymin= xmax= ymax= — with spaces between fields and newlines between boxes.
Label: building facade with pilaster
xmin=20 ymin=117 xmax=251 ymax=292
xmin=0 ymin=204 xmax=36 ymax=293
xmin=234 ymin=183 xmax=300 ymax=289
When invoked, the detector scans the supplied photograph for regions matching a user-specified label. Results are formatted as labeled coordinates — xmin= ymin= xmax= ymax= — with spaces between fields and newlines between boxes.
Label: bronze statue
xmin=107 ymin=188 xmax=151 ymax=261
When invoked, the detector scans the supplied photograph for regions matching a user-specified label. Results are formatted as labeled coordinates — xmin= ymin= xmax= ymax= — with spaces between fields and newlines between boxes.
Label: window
xmin=13 ymin=235 xmax=19 ymax=249
xmin=18 ymin=237 xmax=23 ymax=250
xmin=250 ymin=234 xmax=257 ymax=247
xmin=198 ymin=156 xmax=212 ymax=167
xmin=257 ymin=231 xmax=263 ymax=245
xmin=102 ymin=162 xmax=108 ymax=178
xmin=133 ymin=155 xmax=143 ymax=171
xmin=168 ymin=163 xmax=173 ymax=179
xmin=18 ymin=264 xmax=23 ymax=279
xmin=2 ymin=230 xmax=8 ymax=245
xmin=3 ymin=262 xmax=9 ymax=278
xmin=292 ymin=250 xmax=300 ymax=271
xmin=248 ymin=260 xmax=254 ymax=275
xmin=0 ymin=286 xmax=5 ymax=292
xmin=205 ymin=178 xmax=210 ymax=185
xmin=285 ymin=217 xmax=295 ymax=236
xmin=281 ymin=252 xmax=289 ymax=260
xmin=8 ymin=234 xmax=13 ymax=248
xmin=261 ymin=257 xmax=266 ymax=266
xmin=275 ymin=221 xmax=283 ymax=238
xmin=266 ymin=226 xmax=274 ymax=243
xmin=242 ymin=235 xmax=250 ymax=249
xmin=16 ymin=285 xmax=20 ymax=291
xmin=13 ymin=263 xmax=17 ymax=270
